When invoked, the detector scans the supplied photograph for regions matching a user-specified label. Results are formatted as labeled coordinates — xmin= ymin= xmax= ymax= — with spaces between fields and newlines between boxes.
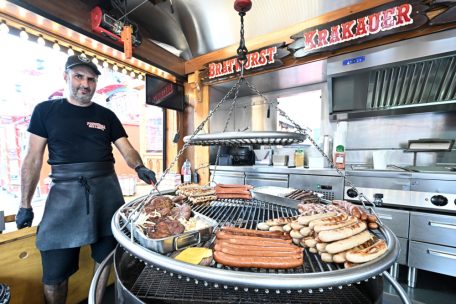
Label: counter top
xmin=209 ymin=165 xmax=456 ymax=180
xmin=209 ymin=165 xmax=344 ymax=176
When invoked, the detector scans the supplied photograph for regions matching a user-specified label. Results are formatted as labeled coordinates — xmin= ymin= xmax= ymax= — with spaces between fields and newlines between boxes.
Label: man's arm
xmin=20 ymin=133 xmax=47 ymax=208
xmin=113 ymin=137 xmax=144 ymax=169
xmin=114 ymin=137 xmax=157 ymax=184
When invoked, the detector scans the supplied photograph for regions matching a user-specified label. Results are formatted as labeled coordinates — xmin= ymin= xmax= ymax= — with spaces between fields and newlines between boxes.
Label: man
xmin=15 ymin=55 xmax=157 ymax=304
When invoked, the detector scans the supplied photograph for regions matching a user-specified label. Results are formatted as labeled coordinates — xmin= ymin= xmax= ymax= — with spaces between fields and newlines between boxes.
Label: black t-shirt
xmin=28 ymin=99 xmax=128 ymax=165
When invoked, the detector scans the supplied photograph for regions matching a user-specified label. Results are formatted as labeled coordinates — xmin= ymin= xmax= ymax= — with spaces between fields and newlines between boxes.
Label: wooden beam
xmin=9 ymin=0 xmax=185 ymax=76
xmin=185 ymin=0 xmax=394 ymax=74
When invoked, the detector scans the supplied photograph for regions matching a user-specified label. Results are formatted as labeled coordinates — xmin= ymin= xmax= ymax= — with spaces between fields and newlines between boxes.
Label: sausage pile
xmin=215 ymin=184 xmax=253 ymax=200
xmin=257 ymin=202 xmax=387 ymax=268
xmin=213 ymin=226 xmax=304 ymax=269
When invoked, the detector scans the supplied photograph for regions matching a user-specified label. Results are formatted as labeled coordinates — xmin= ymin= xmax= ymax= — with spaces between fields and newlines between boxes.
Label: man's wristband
xmin=134 ymin=164 xmax=145 ymax=172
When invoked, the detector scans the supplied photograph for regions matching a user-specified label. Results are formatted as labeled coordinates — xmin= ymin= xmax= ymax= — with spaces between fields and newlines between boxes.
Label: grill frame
xmin=112 ymin=197 xmax=399 ymax=290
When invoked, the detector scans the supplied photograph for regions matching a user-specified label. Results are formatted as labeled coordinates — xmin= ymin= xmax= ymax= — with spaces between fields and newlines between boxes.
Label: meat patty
xmin=169 ymin=203 xmax=192 ymax=220
xmin=146 ymin=219 xmax=185 ymax=239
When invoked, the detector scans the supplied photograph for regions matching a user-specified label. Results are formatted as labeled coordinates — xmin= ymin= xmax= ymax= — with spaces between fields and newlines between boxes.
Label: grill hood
xmin=327 ymin=29 xmax=456 ymax=120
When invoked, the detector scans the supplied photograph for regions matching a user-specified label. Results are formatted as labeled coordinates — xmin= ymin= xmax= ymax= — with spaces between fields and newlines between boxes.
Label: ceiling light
xmin=130 ymin=71 xmax=135 ymax=78
xmin=138 ymin=74 xmax=144 ymax=81
xmin=37 ymin=35 xmax=45 ymax=46
xmin=67 ymin=47 xmax=74 ymax=56
xmin=122 ymin=68 xmax=127 ymax=75
xmin=113 ymin=64 xmax=119 ymax=72
xmin=19 ymin=29 xmax=29 ymax=40
xmin=103 ymin=61 xmax=109 ymax=68
xmin=92 ymin=57 xmax=99 ymax=65
xmin=52 ymin=41 xmax=60 ymax=51
xmin=0 ymin=21 xmax=9 ymax=34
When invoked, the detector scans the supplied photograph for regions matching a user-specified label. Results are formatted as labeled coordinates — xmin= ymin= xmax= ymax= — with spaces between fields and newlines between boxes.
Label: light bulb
xmin=52 ymin=41 xmax=60 ymax=51
xmin=67 ymin=47 xmax=74 ymax=56
xmin=19 ymin=29 xmax=29 ymax=40
xmin=92 ymin=57 xmax=99 ymax=65
xmin=80 ymin=53 xmax=87 ymax=58
xmin=138 ymin=74 xmax=144 ymax=81
xmin=0 ymin=22 xmax=9 ymax=34
xmin=103 ymin=61 xmax=108 ymax=68
xmin=122 ymin=68 xmax=127 ymax=75
xmin=130 ymin=71 xmax=135 ymax=78
xmin=113 ymin=65 xmax=119 ymax=72
xmin=37 ymin=36 xmax=45 ymax=46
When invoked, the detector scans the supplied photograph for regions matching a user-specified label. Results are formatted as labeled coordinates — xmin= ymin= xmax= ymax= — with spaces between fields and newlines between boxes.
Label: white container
xmin=373 ymin=151 xmax=388 ymax=170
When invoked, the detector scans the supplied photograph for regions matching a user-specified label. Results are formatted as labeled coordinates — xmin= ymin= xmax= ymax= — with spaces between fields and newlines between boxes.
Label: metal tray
xmin=184 ymin=131 xmax=306 ymax=146
xmin=121 ymin=211 xmax=218 ymax=254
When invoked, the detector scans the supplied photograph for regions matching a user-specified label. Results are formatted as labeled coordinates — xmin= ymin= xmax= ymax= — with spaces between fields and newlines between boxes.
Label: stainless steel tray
xmin=251 ymin=187 xmax=324 ymax=208
xmin=184 ymin=131 xmax=306 ymax=146
xmin=121 ymin=211 xmax=218 ymax=254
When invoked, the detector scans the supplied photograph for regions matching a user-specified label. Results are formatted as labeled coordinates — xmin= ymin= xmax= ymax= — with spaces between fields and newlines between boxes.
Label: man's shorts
xmin=40 ymin=236 xmax=117 ymax=285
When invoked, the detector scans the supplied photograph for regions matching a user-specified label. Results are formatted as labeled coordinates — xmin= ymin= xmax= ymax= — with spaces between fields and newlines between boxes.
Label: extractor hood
xmin=327 ymin=28 xmax=456 ymax=120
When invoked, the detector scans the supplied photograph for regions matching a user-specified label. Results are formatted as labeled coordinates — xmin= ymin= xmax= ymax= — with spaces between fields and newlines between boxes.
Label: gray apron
xmin=36 ymin=162 xmax=125 ymax=251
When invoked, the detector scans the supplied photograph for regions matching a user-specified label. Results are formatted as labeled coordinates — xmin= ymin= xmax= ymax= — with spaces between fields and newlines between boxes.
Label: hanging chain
xmin=236 ymin=12 xmax=248 ymax=64
xmin=210 ymin=78 xmax=245 ymax=185
xmin=243 ymin=78 xmax=379 ymax=218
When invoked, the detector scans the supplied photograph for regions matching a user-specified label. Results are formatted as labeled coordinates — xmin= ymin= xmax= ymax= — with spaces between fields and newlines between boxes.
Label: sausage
xmin=299 ymin=227 xmax=311 ymax=237
xmin=215 ymin=184 xmax=253 ymax=190
xmin=367 ymin=214 xmax=378 ymax=223
xmin=298 ymin=212 xmax=337 ymax=226
xmin=303 ymin=237 xmax=317 ymax=248
xmin=213 ymin=251 xmax=303 ymax=269
xmin=332 ymin=239 xmax=375 ymax=263
xmin=291 ymin=222 xmax=304 ymax=230
xmin=368 ymin=222 xmax=379 ymax=229
xmin=346 ymin=239 xmax=387 ymax=263
xmin=216 ymin=231 xmax=292 ymax=244
xmin=221 ymin=226 xmax=290 ymax=239
xmin=313 ymin=217 xmax=358 ymax=233
xmin=318 ymin=222 xmax=367 ymax=243
xmin=320 ymin=252 xmax=333 ymax=263
xmin=215 ymin=240 xmax=302 ymax=253
xmin=308 ymin=247 xmax=318 ymax=253
xmin=309 ymin=213 xmax=349 ymax=229
xmin=266 ymin=217 xmax=295 ymax=226
xmin=214 ymin=244 xmax=303 ymax=258
xmin=282 ymin=224 xmax=292 ymax=232
xmin=290 ymin=230 xmax=304 ymax=239
xmin=316 ymin=242 xmax=328 ymax=253
xmin=256 ymin=222 xmax=270 ymax=231
xmin=217 ymin=237 xmax=292 ymax=247
xmin=325 ymin=230 xmax=373 ymax=254
xmin=216 ymin=193 xmax=252 ymax=199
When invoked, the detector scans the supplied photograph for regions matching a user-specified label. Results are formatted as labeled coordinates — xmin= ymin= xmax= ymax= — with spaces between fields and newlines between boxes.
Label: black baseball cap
xmin=65 ymin=55 xmax=101 ymax=75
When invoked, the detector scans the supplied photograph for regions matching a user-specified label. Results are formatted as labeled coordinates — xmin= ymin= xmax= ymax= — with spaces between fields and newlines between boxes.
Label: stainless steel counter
xmin=209 ymin=165 xmax=344 ymax=176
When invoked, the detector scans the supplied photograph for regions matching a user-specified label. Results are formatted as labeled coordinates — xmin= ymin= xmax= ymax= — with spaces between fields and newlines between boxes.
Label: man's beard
xmin=71 ymin=88 xmax=94 ymax=104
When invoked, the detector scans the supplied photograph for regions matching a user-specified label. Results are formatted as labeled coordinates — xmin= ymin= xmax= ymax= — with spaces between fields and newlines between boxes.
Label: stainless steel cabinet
xmin=210 ymin=171 xmax=245 ymax=185
xmin=245 ymin=173 xmax=288 ymax=188
xmin=375 ymin=208 xmax=410 ymax=265
xmin=408 ymin=241 xmax=456 ymax=278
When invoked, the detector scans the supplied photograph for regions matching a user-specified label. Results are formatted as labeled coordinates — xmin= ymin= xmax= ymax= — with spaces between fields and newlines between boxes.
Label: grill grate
xmin=129 ymin=265 xmax=373 ymax=304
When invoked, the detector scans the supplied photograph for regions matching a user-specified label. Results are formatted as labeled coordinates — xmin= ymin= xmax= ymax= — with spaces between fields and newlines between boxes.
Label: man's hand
xmin=135 ymin=165 xmax=157 ymax=185
xmin=16 ymin=207 xmax=34 ymax=229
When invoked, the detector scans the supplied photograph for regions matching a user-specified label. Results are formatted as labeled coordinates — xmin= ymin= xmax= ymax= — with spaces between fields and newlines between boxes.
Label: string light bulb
xmin=103 ymin=60 xmax=109 ymax=68
xmin=52 ymin=41 xmax=60 ymax=52
xmin=129 ymin=71 xmax=135 ymax=78
xmin=138 ymin=74 xmax=144 ymax=81
xmin=80 ymin=52 xmax=87 ymax=58
xmin=0 ymin=21 xmax=9 ymax=34
xmin=92 ymin=57 xmax=99 ymax=65
xmin=67 ymin=47 xmax=74 ymax=56
xmin=122 ymin=68 xmax=127 ymax=75
xmin=113 ymin=64 xmax=119 ymax=72
xmin=19 ymin=28 xmax=29 ymax=40
xmin=37 ymin=35 xmax=45 ymax=46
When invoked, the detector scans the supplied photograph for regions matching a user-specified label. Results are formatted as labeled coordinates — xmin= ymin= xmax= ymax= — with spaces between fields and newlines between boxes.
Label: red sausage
xmin=213 ymin=251 xmax=303 ymax=269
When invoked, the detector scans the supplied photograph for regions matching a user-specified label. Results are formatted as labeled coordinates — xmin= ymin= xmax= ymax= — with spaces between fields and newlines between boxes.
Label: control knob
xmin=430 ymin=195 xmax=448 ymax=207
xmin=346 ymin=188 xmax=358 ymax=198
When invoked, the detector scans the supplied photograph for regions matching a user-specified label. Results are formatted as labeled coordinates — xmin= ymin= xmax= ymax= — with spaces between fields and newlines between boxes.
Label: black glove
xmin=16 ymin=207 xmax=34 ymax=229
xmin=135 ymin=165 xmax=157 ymax=185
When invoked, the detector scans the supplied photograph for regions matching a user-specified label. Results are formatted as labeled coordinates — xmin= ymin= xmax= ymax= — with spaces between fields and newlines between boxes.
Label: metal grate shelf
xmin=129 ymin=264 xmax=373 ymax=304
xmin=183 ymin=131 xmax=306 ymax=146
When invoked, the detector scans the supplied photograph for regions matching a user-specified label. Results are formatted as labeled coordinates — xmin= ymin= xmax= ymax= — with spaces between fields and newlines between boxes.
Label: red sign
xmin=289 ymin=1 xmax=429 ymax=58
xmin=152 ymin=83 xmax=174 ymax=104
xmin=201 ymin=44 xmax=289 ymax=84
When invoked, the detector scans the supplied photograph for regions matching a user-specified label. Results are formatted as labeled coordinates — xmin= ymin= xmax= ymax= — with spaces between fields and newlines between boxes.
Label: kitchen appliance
xmin=97 ymin=197 xmax=403 ymax=304
xmin=344 ymin=168 xmax=456 ymax=288
xmin=229 ymin=146 xmax=255 ymax=166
